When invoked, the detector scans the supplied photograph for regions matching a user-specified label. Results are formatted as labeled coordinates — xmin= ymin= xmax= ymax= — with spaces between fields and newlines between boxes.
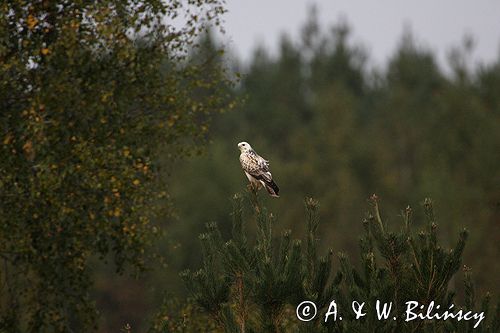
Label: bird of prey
xmin=238 ymin=141 xmax=279 ymax=197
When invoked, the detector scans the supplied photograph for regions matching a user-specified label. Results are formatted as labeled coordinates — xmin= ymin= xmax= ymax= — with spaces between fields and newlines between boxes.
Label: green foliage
xmin=0 ymin=1 xmax=231 ymax=331
xmin=170 ymin=192 xmax=498 ymax=333
xmin=334 ymin=196 xmax=469 ymax=332
xmin=176 ymin=191 xmax=339 ymax=333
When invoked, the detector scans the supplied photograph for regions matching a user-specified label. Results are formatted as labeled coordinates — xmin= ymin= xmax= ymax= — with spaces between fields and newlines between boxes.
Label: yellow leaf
xmin=167 ymin=115 xmax=179 ymax=127
xmin=27 ymin=15 xmax=38 ymax=30
xmin=41 ymin=48 xmax=50 ymax=55
xmin=22 ymin=140 xmax=35 ymax=161
xmin=101 ymin=92 xmax=112 ymax=102
xmin=3 ymin=133 xmax=13 ymax=145
xmin=23 ymin=140 xmax=32 ymax=150
xmin=133 ymin=179 xmax=140 ymax=186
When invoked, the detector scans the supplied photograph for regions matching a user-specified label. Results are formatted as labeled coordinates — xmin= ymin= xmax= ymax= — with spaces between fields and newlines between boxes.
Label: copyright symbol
xmin=296 ymin=301 xmax=317 ymax=321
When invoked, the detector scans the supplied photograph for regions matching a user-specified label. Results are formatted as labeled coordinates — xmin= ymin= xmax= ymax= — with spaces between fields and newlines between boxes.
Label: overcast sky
xmin=222 ymin=0 xmax=500 ymax=69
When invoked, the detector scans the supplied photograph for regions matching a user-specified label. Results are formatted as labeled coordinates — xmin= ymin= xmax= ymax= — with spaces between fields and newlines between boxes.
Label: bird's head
xmin=237 ymin=141 xmax=252 ymax=152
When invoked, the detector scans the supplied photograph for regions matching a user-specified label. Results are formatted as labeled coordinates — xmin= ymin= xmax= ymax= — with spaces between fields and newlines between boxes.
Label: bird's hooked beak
xmin=237 ymin=142 xmax=243 ymax=151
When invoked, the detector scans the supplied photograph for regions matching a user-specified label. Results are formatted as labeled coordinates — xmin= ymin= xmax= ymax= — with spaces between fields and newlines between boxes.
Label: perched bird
xmin=238 ymin=141 xmax=279 ymax=197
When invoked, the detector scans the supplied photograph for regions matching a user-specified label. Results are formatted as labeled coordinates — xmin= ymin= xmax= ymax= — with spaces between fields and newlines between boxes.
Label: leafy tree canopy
xmin=0 ymin=0 xmax=232 ymax=331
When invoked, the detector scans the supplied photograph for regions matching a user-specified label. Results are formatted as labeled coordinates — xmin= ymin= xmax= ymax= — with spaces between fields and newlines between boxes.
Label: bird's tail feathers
xmin=263 ymin=179 xmax=279 ymax=198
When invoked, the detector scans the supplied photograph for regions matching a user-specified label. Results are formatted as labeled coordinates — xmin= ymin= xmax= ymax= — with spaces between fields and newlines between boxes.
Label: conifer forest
xmin=0 ymin=1 xmax=499 ymax=332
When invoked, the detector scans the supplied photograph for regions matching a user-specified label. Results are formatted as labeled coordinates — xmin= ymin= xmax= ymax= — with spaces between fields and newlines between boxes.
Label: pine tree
xmin=167 ymin=190 xmax=499 ymax=333
xmin=333 ymin=195 xmax=498 ymax=332
xmin=177 ymin=190 xmax=338 ymax=333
